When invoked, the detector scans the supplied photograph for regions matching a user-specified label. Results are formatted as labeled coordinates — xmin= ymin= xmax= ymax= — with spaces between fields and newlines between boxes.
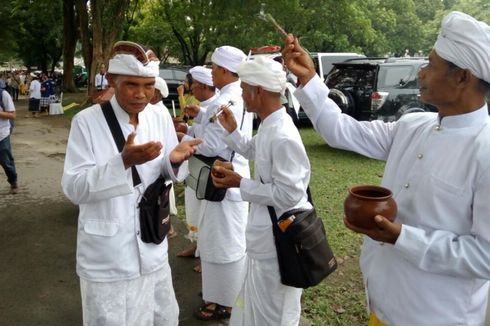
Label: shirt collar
xmin=260 ymin=107 xmax=286 ymax=129
xmin=200 ymin=94 xmax=218 ymax=107
xmin=438 ymin=104 xmax=488 ymax=129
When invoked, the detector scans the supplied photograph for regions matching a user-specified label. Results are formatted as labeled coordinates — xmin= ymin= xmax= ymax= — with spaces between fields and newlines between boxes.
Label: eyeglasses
xmin=111 ymin=41 xmax=158 ymax=65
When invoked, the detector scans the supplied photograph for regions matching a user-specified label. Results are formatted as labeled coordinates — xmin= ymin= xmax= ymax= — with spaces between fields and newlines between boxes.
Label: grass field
xmin=63 ymin=91 xmax=385 ymax=325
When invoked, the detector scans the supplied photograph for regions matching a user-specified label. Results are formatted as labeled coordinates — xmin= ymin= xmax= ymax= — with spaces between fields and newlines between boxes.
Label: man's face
xmin=100 ymin=65 xmax=106 ymax=74
xmin=418 ymin=50 xmax=460 ymax=108
xmin=190 ymin=80 xmax=205 ymax=101
xmin=241 ymin=82 xmax=259 ymax=113
xmin=211 ymin=63 xmax=225 ymax=89
xmin=108 ymin=74 xmax=155 ymax=115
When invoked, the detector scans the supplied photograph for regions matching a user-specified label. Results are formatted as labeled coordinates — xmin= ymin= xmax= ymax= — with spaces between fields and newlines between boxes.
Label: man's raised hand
xmin=121 ymin=132 xmax=163 ymax=169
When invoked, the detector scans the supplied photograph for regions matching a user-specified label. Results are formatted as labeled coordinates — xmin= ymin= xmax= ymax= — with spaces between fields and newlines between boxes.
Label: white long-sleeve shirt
xmin=295 ymin=75 xmax=490 ymax=326
xmin=186 ymin=93 xmax=217 ymax=138
xmin=192 ymin=80 xmax=253 ymax=201
xmin=0 ymin=90 xmax=15 ymax=141
xmin=225 ymin=108 xmax=312 ymax=259
xmin=62 ymin=96 xmax=184 ymax=282
xmin=29 ymin=79 xmax=41 ymax=99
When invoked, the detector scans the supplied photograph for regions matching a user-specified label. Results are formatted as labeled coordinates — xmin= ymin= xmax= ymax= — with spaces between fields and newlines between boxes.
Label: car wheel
xmin=328 ymin=88 xmax=355 ymax=116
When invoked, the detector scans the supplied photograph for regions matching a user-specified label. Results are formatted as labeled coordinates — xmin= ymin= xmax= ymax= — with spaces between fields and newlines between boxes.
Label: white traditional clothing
xmin=189 ymin=80 xmax=252 ymax=307
xmin=62 ymin=96 xmax=184 ymax=324
xmin=211 ymin=46 xmax=246 ymax=73
xmin=295 ymin=75 xmax=490 ymax=326
xmin=183 ymin=93 xmax=218 ymax=241
xmin=94 ymin=73 xmax=108 ymax=90
xmin=224 ymin=108 xmax=311 ymax=325
xmin=189 ymin=66 xmax=214 ymax=87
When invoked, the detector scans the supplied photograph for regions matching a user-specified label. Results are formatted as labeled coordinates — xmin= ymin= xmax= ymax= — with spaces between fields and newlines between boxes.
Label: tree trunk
xmin=75 ymin=0 xmax=92 ymax=98
xmin=62 ymin=0 xmax=78 ymax=92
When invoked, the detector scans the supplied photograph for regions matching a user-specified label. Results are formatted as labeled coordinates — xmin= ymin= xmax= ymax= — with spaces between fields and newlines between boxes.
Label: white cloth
xmin=223 ymin=108 xmax=310 ymax=324
xmin=62 ymin=96 xmax=186 ymax=282
xmin=189 ymin=66 xmax=214 ymax=86
xmin=295 ymin=75 xmax=490 ymax=326
xmin=229 ymin=256 xmax=302 ymax=326
xmin=108 ymin=54 xmax=159 ymax=77
xmin=80 ymin=260 xmax=179 ymax=326
xmin=29 ymin=79 xmax=41 ymax=99
xmin=211 ymin=46 xmax=246 ymax=73
xmin=225 ymin=108 xmax=312 ymax=259
xmin=192 ymin=80 xmax=253 ymax=201
xmin=237 ymin=56 xmax=286 ymax=93
xmin=201 ymin=257 xmax=246 ymax=307
xmin=154 ymin=76 xmax=169 ymax=98
xmin=197 ymin=199 xmax=248 ymax=263
xmin=434 ymin=11 xmax=490 ymax=83
xmin=0 ymin=90 xmax=15 ymax=141
xmin=94 ymin=73 xmax=108 ymax=90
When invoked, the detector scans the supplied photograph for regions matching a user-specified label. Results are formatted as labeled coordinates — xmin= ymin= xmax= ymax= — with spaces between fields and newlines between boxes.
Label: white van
xmin=311 ymin=52 xmax=366 ymax=81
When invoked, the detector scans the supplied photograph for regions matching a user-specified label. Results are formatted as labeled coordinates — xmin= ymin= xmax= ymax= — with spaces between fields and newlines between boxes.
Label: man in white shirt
xmin=62 ymin=41 xmax=201 ymax=326
xmin=27 ymin=74 xmax=41 ymax=118
xmin=0 ymin=80 xmax=17 ymax=194
xmin=95 ymin=63 xmax=108 ymax=91
xmin=177 ymin=66 xmax=217 ymax=264
xmin=211 ymin=56 xmax=311 ymax=326
xmin=284 ymin=11 xmax=490 ymax=326
xmin=183 ymin=46 xmax=253 ymax=321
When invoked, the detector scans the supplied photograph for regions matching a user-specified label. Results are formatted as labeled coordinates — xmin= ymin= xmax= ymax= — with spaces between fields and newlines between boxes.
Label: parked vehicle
xmin=74 ymin=65 xmax=88 ymax=87
xmin=159 ymin=65 xmax=190 ymax=109
xmin=325 ymin=57 xmax=437 ymax=121
xmin=310 ymin=52 xmax=366 ymax=81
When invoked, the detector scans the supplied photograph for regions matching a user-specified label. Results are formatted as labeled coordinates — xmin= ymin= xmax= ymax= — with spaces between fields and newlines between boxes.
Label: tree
xmin=63 ymin=0 xmax=78 ymax=92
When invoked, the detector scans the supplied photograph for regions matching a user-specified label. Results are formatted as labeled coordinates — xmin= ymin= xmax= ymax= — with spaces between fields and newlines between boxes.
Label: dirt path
xmin=0 ymin=97 xmax=221 ymax=325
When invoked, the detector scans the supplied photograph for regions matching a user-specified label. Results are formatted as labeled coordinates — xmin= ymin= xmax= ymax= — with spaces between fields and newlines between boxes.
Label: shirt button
xmin=435 ymin=125 xmax=441 ymax=131
xmin=417 ymin=153 xmax=423 ymax=159
xmin=404 ymin=183 xmax=410 ymax=188
xmin=137 ymin=231 xmax=140 ymax=235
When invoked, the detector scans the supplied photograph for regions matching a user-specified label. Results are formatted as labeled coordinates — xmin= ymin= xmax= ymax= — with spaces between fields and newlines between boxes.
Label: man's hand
xmin=217 ymin=106 xmax=237 ymax=134
xmin=211 ymin=166 xmax=242 ymax=188
xmin=121 ymin=132 xmax=163 ymax=169
xmin=344 ymin=215 xmax=401 ymax=244
xmin=177 ymin=84 xmax=185 ymax=97
xmin=169 ymin=138 xmax=202 ymax=165
xmin=282 ymin=34 xmax=316 ymax=85
xmin=184 ymin=104 xmax=200 ymax=118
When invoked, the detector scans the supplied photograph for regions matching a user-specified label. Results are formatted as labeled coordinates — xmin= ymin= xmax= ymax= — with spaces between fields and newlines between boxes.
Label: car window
xmin=326 ymin=66 xmax=376 ymax=89
xmin=378 ymin=66 xmax=414 ymax=88
xmin=159 ymin=68 xmax=187 ymax=81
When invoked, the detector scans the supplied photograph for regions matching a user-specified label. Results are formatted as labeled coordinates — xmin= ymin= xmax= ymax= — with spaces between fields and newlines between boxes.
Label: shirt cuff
xmin=394 ymin=224 xmax=427 ymax=265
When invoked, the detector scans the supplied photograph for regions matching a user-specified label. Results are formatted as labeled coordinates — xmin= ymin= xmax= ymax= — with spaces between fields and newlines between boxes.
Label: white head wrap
xmin=237 ymin=56 xmax=287 ymax=93
xmin=211 ymin=46 xmax=246 ymax=73
xmin=434 ymin=11 xmax=490 ymax=83
xmin=154 ymin=76 xmax=169 ymax=98
xmin=108 ymin=54 xmax=160 ymax=77
xmin=189 ymin=66 xmax=213 ymax=86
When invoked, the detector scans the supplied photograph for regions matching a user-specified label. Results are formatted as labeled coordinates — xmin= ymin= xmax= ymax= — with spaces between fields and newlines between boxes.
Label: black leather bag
xmin=138 ymin=177 xmax=172 ymax=244
xmin=187 ymin=154 xmax=229 ymax=202
xmin=267 ymin=193 xmax=337 ymax=288
xmin=100 ymin=101 xmax=172 ymax=244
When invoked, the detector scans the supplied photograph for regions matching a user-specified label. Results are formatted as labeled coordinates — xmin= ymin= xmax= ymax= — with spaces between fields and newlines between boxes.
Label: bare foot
xmin=177 ymin=243 xmax=197 ymax=257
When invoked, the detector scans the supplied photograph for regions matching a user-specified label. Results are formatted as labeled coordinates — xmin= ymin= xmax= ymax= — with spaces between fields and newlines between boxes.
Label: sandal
xmin=194 ymin=303 xmax=231 ymax=321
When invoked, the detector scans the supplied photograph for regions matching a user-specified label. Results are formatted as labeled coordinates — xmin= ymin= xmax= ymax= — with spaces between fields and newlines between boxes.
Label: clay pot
xmin=344 ymin=185 xmax=397 ymax=229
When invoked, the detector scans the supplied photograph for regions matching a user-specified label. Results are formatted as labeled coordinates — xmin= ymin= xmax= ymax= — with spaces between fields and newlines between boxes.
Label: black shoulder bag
xmin=267 ymin=187 xmax=337 ymax=288
xmin=186 ymin=104 xmax=246 ymax=202
xmin=101 ymin=101 xmax=172 ymax=244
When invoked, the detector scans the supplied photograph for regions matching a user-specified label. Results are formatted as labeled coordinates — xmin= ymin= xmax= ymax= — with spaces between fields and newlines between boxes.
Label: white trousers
xmin=80 ymin=261 xmax=179 ymax=326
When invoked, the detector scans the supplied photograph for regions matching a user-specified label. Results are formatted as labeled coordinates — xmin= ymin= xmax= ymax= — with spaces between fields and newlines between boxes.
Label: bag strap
xmin=100 ymin=101 xmax=142 ymax=186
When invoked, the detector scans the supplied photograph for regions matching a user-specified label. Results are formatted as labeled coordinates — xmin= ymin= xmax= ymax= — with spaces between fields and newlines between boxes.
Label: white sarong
xmin=229 ymin=255 xmax=302 ymax=326
xmin=80 ymin=259 xmax=179 ymax=326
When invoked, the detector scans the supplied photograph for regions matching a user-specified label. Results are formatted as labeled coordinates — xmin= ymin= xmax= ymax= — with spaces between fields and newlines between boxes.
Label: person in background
xmin=0 ymin=80 xmax=18 ymax=194
xmin=62 ymin=40 xmax=202 ymax=326
xmin=27 ymin=74 xmax=41 ymax=118
xmin=177 ymin=73 xmax=199 ymax=111
xmin=211 ymin=56 xmax=310 ymax=326
xmin=283 ymin=11 xmax=490 ymax=326
xmin=95 ymin=63 xmax=109 ymax=91
xmin=177 ymin=66 xmax=218 ymax=275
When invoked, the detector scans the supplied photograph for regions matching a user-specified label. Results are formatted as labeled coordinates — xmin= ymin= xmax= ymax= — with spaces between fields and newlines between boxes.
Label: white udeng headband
xmin=237 ymin=56 xmax=286 ymax=93
xmin=190 ymin=66 xmax=213 ymax=86
xmin=108 ymin=54 xmax=160 ymax=77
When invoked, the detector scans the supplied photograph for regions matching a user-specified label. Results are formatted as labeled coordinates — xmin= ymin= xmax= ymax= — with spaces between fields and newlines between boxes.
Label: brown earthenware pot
xmin=172 ymin=117 xmax=188 ymax=134
xmin=344 ymin=185 xmax=397 ymax=229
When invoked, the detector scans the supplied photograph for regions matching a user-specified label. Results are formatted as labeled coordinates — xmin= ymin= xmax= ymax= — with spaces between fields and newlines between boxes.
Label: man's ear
xmin=454 ymin=69 xmax=472 ymax=89
xmin=106 ymin=73 xmax=116 ymax=87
